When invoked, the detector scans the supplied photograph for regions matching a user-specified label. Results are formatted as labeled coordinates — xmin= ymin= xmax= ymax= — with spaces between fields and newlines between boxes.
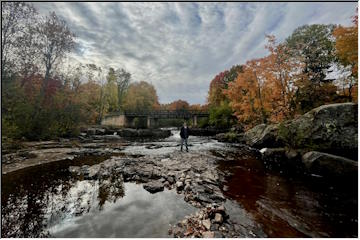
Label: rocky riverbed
xmin=1 ymin=128 xmax=358 ymax=237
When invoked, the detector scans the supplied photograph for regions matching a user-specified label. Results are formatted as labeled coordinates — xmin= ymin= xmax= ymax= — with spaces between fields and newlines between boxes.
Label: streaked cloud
xmin=32 ymin=2 xmax=357 ymax=104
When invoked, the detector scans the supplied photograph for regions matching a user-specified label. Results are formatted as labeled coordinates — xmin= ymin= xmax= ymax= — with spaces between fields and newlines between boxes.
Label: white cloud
xmin=32 ymin=2 xmax=357 ymax=104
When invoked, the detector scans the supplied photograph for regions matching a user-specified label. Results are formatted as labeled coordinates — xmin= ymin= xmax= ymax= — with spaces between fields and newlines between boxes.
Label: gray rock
xmin=202 ymin=219 xmax=211 ymax=230
xmin=279 ymin=103 xmax=358 ymax=159
xmin=302 ymin=151 xmax=357 ymax=177
xmin=214 ymin=213 xmax=223 ymax=223
xmin=245 ymin=103 xmax=358 ymax=160
xmin=167 ymin=176 xmax=175 ymax=184
xmin=244 ymin=124 xmax=282 ymax=148
xmin=216 ymin=205 xmax=225 ymax=213
xmin=143 ymin=181 xmax=164 ymax=193
xmin=184 ymin=184 xmax=191 ymax=191
xmin=176 ymin=181 xmax=184 ymax=190
xmin=210 ymin=223 xmax=220 ymax=231
xmin=202 ymin=231 xmax=215 ymax=238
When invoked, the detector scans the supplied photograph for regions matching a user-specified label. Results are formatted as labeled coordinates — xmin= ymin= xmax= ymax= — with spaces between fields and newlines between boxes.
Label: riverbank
xmin=214 ymin=103 xmax=358 ymax=179
xmin=2 ymin=129 xmax=357 ymax=237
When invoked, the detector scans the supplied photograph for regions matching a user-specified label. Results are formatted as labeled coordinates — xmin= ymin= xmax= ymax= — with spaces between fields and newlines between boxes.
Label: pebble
xmin=202 ymin=231 xmax=215 ymax=238
xmin=176 ymin=181 xmax=184 ymax=190
xmin=214 ymin=213 xmax=223 ymax=223
xmin=202 ymin=219 xmax=211 ymax=230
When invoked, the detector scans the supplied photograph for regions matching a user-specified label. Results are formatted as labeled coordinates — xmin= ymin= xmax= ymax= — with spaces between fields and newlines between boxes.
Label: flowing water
xmin=1 ymin=129 xmax=358 ymax=237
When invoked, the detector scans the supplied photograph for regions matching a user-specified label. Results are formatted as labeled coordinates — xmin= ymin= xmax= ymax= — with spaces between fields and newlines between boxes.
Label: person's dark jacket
xmin=180 ymin=127 xmax=189 ymax=139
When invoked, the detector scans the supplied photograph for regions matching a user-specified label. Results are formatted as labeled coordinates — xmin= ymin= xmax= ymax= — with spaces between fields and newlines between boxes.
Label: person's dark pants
xmin=181 ymin=138 xmax=188 ymax=152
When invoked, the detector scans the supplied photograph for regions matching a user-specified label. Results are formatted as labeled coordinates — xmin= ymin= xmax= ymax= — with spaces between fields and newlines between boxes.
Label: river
xmin=1 ymin=129 xmax=357 ymax=237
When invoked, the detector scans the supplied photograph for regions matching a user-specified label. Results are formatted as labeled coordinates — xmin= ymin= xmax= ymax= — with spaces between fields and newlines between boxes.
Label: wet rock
xmin=302 ymin=151 xmax=358 ymax=177
xmin=184 ymin=179 xmax=191 ymax=185
xmin=214 ymin=213 xmax=223 ymax=224
xmin=167 ymin=176 xmax=175 ymax=184
xmin=216 ymin=205 xmax=225 ymax=213
xmin=214 ymin=132 xmax=245 ymax=143
xmin=244 ymin=124 xmax=283 ymax=148
xmin=69 ymin=166 xmax=80 ymax=174
xmin=143 ymin=181 xmax=164 ymax=193
xmin=176 ymin=181 xmax=184 ymax=190
xmin=214 ymin=231 xmax=223 ymax=238
xmin=87 ymin=164 xmax=101 ymax=179
xmin=261 ymin=148 xmax=303 ymax=171
xmin=202 ymin=231 xmax=215 ymax=238
xmin=202 ymin=219 xmax=211 ymax=230
xmin=210 ymin=223 xmax=220 ymax=231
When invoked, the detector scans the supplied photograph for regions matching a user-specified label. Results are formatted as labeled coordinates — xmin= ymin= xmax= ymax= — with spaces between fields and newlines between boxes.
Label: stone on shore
xmin=202 ymin=219 xmax=211 ymax=230
xmin=302 ymin=151 xmax=357 ymax=177
xmin=143 ymin=181 xmax=164 ymax=193
xmin=202 ymin=231 xmax=215 ymax=238
xmin=214 ymin=213 xmax=223 ymax=224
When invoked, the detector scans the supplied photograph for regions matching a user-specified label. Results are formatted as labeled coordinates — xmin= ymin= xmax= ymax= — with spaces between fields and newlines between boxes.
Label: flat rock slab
xmin=143 ymin=181 xmax=165 ymax=193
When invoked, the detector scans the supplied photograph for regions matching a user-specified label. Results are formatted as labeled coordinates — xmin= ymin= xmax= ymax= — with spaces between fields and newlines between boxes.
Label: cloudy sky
xmin=32 ymin=2 xmax=357 ymax=104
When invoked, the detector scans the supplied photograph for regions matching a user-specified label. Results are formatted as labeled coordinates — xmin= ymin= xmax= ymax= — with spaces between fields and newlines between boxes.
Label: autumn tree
xmin=263 ymin=35 xmax=301 ymax=120
xmin=333 ymin=13 xmax=358 ymax=101
xmin=225 ymin=59 xmax=272 ymax=129
xmin=168 ymin=99 xmax=190 ymax=111
xmin=123 ymin=81 xmax=159 ymax=112
xmin=35 ymin=12 xmax=76 ymax=101
xmin=207 ymin=65 xmax=243 ymax=128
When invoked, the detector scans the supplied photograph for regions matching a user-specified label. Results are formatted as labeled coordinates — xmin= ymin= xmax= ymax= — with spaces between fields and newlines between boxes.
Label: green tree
xmin=286 ymin=24 xmax=336 ymax=83
xmin=105 ymin=68 xmax=119 ymax=112
xmin=286 ymin=24 xmax=338 ymax=113
xmin=123 ymin=81 xmax=159 ymax=112
xmin=115 ymin=68 xmax=131 ymax=111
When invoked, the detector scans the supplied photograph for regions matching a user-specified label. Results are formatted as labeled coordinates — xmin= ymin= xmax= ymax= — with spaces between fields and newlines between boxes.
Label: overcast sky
xmin=32 ymin=2 xmax=357 ymax=104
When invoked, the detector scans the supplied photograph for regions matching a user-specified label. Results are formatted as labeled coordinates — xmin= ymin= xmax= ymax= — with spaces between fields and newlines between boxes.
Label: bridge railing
xmin=105 ymin=110 xmax=209 ymax=118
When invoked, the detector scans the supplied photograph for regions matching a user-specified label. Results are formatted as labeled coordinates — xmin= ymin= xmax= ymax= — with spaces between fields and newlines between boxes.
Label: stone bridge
xmin=101 ymin=110 xmax=209 ymax=128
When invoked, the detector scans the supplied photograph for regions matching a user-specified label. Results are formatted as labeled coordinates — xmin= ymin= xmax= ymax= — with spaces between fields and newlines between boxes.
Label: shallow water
xmin=1 ymin=155 xmax=196 ymax=238
xmin=1 ymin=130 xmax=358 ymax=237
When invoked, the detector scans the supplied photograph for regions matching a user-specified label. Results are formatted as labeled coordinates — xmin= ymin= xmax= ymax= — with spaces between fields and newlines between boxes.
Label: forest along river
xmin=1 ymin=128 xmax=357 ymax=237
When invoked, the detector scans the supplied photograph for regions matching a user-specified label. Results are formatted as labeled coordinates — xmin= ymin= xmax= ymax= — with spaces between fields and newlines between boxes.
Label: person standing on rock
xmin=180 ymin=122 xmax=189 ymax=152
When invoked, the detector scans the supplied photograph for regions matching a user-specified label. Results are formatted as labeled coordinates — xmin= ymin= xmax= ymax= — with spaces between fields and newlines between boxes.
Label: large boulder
xmin=244 ymin=124 xmax=283 ymax=148
xmin=278 ymin=103 xmax=357 ymax=160
xmin=244 ymin=103 xmax=357 ymax=160
xmin=302 ymin=151 xmax=357 ymax=178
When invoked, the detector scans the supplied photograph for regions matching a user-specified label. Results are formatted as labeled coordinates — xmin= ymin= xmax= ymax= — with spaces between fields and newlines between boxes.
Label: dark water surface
xmin=217 ymin=150 xmax=358 ymax=237
xmin=1 ymin=131 xmax=358 ymax=237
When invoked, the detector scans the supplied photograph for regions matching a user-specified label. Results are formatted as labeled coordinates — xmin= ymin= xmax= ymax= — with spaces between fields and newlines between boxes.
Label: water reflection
xmin=217 ymin=150 xmax=358 ymax=237
xmin=2 ymin=154 xmax=196 ymax=237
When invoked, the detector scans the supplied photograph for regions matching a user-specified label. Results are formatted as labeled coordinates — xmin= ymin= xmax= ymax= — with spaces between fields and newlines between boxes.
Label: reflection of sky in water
xmin=122 ymin=130 xmax=228 ymax=155
xmin=49 ymin=182 xmax=196 ymax=238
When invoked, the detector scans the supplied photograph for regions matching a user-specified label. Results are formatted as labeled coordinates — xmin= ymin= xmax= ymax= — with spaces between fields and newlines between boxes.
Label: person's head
xmin=183 ymin=122 xmax=187 ymax=127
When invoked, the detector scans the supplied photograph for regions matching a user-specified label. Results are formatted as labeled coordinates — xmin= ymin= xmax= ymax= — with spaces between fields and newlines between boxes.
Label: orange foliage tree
xmin=225 ymin=59 xmax=272 ymax=129
xmin=333 ymin=13 xmax=358 ymax=101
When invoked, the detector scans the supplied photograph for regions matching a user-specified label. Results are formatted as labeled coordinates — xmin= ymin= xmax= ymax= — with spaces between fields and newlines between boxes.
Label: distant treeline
xmin=1 ymin=2 xmax=357 ymax=141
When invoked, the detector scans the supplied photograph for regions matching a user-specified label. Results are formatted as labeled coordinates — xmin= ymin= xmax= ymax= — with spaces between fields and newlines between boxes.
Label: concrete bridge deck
xmin=102 ymin=110 xmax=209 ymax=128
